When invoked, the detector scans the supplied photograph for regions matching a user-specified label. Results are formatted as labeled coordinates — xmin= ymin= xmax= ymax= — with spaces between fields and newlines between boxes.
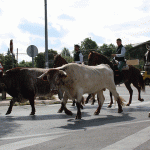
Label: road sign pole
xmin=44 ymin=0 xmax=49 ymax=68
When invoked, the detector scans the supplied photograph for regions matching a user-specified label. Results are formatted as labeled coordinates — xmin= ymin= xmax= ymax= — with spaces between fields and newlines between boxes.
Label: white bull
xmin=38 ymin=63 xmax=125 ymax=119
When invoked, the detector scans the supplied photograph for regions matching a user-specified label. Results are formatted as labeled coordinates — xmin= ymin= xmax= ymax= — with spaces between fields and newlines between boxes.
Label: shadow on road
xmin=0 ymin=116 xmax=20 ymax=138
xmin=56 ymin=113 xmax=135 ymax=130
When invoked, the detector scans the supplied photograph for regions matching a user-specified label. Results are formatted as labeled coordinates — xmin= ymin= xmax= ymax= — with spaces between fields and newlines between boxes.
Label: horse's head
xmin=53 ymin=54 xmax=68 ymax=68
xmin=88 ymin=51 xmax=97 ymax=66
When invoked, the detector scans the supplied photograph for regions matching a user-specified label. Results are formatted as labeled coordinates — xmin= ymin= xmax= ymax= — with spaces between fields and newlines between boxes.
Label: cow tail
xmin=114 ymin=96 xmax=126 ymax=107
xmin=139 ymin=74 xmax=145 ymax=92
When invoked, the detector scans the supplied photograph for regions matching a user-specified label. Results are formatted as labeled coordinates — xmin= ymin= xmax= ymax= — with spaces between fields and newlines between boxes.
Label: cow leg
xmin=124 ymin=81 xmax=133 ymax=106
xmin=6 ymin=98 xmax=17 ymax=115
xmin=132 ymin=81 xmax=144 ymax=102
xmin=58 ymin=93 xmax=73 ymax=116
xmin=72 ymin=100 xmax=76 ymax=106
xmin=75 ymin=94 xmax=83 ymax=119
xmin=107 ymin=86 xmax=123 ymax=113
xmin=29 ymin=98 xmax=35 ymax=115
xmin=91 ymin=93 xmax=96 ymax=105
xmin=94 ymin=91 xmax=104 ymax=115
xmin=85 ymin=94 xmax=92 ymax=104
xmin=107 ymin=92 xmax=113 ymax=108
xmin=76 ymin=102 xmax=81 ymax=119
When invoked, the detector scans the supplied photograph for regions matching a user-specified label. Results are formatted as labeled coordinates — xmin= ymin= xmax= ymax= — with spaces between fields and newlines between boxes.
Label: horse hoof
xmin=80 ymin=105 xmax=83 ymax=109
xmin=107 ymin=104 xmax=112 ymax=108
xmin=139 ymin=99 xmax=144 ymax=102
xmin=30 ymin=112 xmax=35 ymax=115
xmin=85 ymin=101 xmax=88 ymax=104
xmin=94 ymin=111 xmax=99 ymax=115
xmin=126 ymin=103 xmax=130 ymax=106
xmin=75 ymin=115 xmax=81 ymax=119
xmin=118 ymin=109 xmax=123 ymax=113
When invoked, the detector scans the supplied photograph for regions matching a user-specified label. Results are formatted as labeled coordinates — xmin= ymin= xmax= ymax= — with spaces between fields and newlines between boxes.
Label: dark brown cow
xmin=0 ymin=67 xmax=54 ymax=115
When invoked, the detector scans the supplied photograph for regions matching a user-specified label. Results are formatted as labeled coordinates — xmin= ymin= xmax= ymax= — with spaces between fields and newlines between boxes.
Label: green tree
xmin=61 ymin=47 xmax=70 ymax=57
xmin=3 ymin=49 xmax=17 ymax=71
xmin=18 ymin=60 xmax=33 ymax=67
xmin=35 ymin=49 xmax=58 ymax=68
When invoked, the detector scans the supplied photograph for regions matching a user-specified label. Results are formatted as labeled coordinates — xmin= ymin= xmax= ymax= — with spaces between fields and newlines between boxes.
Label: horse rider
xmin=74 ymin=44 xmax=83 ymax=64
xmin=111 ymin=38 xmax=126 ymax=72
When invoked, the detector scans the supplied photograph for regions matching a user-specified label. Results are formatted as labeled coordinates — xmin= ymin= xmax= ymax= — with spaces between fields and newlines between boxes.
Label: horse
xmin=87 ymin=51 xmax=145 ymax=107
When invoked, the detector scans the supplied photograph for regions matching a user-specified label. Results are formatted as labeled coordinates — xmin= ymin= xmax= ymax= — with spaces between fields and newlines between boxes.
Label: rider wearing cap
xmin=111 ymin=38 xmax=126 ymax=72
xmin=74 ymin=44 xmax=83 ymax=64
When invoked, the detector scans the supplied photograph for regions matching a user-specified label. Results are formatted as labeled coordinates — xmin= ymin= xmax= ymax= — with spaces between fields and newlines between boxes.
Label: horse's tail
xmin=139 ymin=74 xmax=145 ymax=92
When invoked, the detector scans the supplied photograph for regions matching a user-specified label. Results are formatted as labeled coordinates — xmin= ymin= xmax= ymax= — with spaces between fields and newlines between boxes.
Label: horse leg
xmin=94 ymin=91 xmax=105 ymax=115
xmin=107 ymin=92 xmax=113 ymax=108
xmin=85 ymin=94 xmax=92 ymax=104
xmin=91 ymin=93 xmax=96 ymax=105
xmin=124 ymin=82 xmax=133 ymax=106
xmin=132 ymin=82 xmax=144 ymax=102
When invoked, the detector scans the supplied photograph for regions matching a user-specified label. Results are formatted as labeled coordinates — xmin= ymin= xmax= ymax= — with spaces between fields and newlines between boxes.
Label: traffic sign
xmin=27 ymin=45 xmax=38 ymax=58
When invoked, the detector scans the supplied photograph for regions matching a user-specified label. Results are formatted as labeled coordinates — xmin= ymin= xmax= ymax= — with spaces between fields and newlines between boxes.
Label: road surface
xmin=0 ymin=85 xmax=150 ymax=150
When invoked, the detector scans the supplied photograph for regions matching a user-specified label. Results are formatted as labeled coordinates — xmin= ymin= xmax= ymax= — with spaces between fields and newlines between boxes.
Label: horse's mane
xmin=91 ymin=51 xmax=114 ymax=69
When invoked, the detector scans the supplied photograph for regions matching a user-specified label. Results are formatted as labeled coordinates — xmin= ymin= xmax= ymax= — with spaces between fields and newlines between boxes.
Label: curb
xmin=0 ymin=99 xmax=73 ymax=106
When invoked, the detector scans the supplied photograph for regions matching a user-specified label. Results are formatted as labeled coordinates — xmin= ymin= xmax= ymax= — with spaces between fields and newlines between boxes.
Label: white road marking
xmin=0 ymin=134 xmax=67 ymax=150
xmin=101 ymin=126 xmax=150 ymax=150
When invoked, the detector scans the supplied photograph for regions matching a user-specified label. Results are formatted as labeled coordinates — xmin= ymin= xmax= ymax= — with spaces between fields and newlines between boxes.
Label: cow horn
xmin=37 ymin=71 xmax=48 ymax=80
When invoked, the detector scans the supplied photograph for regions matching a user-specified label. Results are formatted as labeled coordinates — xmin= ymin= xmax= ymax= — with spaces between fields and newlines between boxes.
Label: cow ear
xmin=59 ymin=70 xmax=67 ymax=78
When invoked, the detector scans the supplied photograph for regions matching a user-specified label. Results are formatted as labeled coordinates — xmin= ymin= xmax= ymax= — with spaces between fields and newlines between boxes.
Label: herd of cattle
xmin=0 ymin=61 xmax=149 ymax=119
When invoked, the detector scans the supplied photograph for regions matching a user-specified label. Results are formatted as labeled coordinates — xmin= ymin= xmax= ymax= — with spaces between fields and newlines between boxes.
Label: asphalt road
xmin=0 ymin=85 xmax=150 ymax=150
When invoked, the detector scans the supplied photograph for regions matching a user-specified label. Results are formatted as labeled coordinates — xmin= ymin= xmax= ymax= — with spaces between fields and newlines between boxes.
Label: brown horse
xmin=88 ymin=51 xmax=145 ymax=107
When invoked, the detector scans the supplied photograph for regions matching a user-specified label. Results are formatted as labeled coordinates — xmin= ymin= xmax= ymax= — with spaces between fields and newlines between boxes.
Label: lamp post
xmin=44 ymin=0 xmax=48 ymax=68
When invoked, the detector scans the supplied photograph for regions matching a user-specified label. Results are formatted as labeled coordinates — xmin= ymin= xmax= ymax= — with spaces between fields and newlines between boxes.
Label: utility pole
xmin=44 ymin=0 xmax=48 ymax=68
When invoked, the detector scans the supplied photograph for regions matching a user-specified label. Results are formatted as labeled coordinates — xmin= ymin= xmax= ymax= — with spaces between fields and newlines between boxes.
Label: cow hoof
xmin=85 ymin=101 xmax=88 ymax=104
xmin=139 ymin=99 xmax=144 ymax=102
xmin=80 ymin=105 xmax=83 ymax=109
xmin=75 ymin=115 xmax=81 ymax=119
xmin=107 ymin=104 xmax=112 ymax=108
xmin=30 ymin=112 xmax=35 ymax=115
xmin=72 ymin=103 xmax=75 ymax=106
xmin=64 ymin=109 xmax=73 ymax=116
xmin=94 ymin=111 xmax=99 ymax=115
xmin=5 ymin=111 xmax=11 ymax=115
xmin=126 ymin=103 xmax=130 ymax=106
xmin=57 ymin=109 xmax=63 ymax=113
xmin=118 ymin=109 xmax=123 ymax=113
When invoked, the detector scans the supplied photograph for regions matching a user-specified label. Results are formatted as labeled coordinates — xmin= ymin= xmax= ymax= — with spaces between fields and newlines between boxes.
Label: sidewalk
xmin=0 ymin=94 xmax=72 ymax=106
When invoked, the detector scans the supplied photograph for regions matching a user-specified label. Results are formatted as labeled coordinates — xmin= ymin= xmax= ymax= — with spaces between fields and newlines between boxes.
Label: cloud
xmin=0 ymin=0 xmax=150 ymax=63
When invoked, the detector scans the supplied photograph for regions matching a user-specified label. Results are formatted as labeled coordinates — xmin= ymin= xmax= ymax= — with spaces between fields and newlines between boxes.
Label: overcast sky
xmin=0 ymin=0 xmax=150 ymax=62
